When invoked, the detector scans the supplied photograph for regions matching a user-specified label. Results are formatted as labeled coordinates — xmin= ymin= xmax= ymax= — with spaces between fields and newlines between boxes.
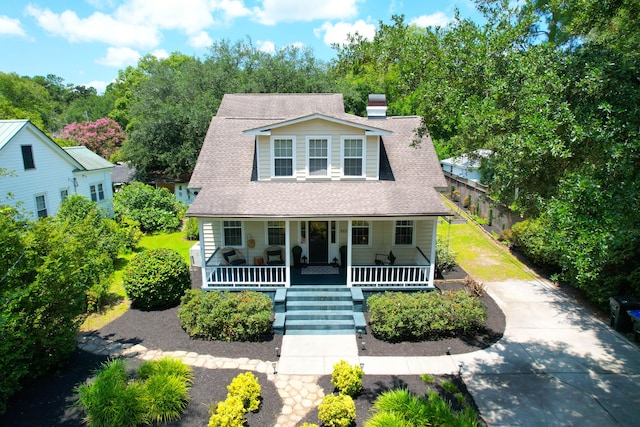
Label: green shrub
xmin=114 ymin=182 xmax=184 ymax=233
xmin=123 ymin=248 xmax=190 ymax=310
xmin=511 ymin=219 xmax=558 ymax=268
xmin=318 ymin=393 xmax=356 ymax=427
xmin=435 ymin=237 xmax=456 ymax=275
xmin=184 ymin=217 xmax=200 ymax=240
xmin=208 ymin=395 xmax=246 ymax=427
xmin=76 ymin=357 xmax=193 ymax=427
xmin=227 ymin=372 xmax=261 ymax=412
xmin=331 ymin=360 xmax=364 ymax=397
xmin=367 ymin=290 xmax=487 ymax=342
xmin=300 ymin=423 xmax=320 ymax=427
xmin=178 ymin=290 xmax=273 ymax=341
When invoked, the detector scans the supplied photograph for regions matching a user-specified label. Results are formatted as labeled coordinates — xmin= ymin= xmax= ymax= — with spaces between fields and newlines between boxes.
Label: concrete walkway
xmin=78 ymin=276 xmax=640 ymax=426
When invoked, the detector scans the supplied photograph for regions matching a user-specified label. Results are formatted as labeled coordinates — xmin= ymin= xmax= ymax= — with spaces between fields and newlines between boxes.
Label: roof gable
xmin=243 ymin=113 xmax=392 ymax=136
xmin=63 ymin=146 xmax=114 ymax=171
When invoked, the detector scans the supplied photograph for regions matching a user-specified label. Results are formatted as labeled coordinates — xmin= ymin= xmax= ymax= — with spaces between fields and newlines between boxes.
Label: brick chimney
xmin=366 ymin=94 xmax=387 ymax=119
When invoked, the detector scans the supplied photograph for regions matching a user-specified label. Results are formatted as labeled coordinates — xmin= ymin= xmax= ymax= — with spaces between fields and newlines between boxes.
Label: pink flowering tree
xmin=59 ymin=117 xmax=126 ymax=160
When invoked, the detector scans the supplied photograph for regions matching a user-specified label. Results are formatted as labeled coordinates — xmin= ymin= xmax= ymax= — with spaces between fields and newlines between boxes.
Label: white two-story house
xmin=187 ymin=94 xmax=448 ymax=290
xmin=0 ymin=120 xmax=114 ymax=220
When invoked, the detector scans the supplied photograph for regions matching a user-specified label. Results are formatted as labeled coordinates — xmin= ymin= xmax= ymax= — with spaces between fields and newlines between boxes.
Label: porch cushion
xmin=266 ymin=249 xmax=284 ymax=265
xmin=223 ymin=249 xmax=246 ymax=266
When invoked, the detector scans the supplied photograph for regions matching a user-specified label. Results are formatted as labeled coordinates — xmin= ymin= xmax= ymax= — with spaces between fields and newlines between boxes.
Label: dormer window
xmin=342 ymin=137 xmax=365 ymax=177
xmin=307 ymin=137 xmax=330 ymax=177
xmin=272 ymin=137 xmax=295 ymax=177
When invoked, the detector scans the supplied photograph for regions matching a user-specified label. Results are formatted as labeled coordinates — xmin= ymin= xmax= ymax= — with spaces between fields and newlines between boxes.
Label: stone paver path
xmin=76 ymin=334 xmax=324 ymax=427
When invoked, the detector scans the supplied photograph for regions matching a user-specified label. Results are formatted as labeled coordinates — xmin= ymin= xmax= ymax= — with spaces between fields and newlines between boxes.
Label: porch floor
xmin=290 ymin=266 xmax=347 ymax=286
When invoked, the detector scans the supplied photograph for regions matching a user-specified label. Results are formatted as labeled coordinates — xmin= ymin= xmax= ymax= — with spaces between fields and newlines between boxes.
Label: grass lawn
xmin=438 ymin=198 xmax=534 ymax=282
xmin=80 ymin=230 xmax=195 ymax=332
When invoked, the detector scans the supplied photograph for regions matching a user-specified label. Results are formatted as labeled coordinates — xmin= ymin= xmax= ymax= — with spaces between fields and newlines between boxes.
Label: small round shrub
xmin=208 ymin=395 xmax=246 ymax=427
xmin=123 ymin=248 xmax=190 ymax=310
xmin=178 ymin=290 xmax=273 ymax=341
xmin=331 ymin=360 xmax=363 ymax=397
xmin=227 ymin=372 xmax=261 ymax=412
xmin=184 ymin=217 xmax=199 ymax=240
xmin=318 ymin=393 xmax=356 ymax=427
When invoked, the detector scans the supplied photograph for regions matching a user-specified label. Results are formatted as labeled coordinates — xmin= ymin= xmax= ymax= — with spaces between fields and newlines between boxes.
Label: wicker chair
xmin=221 ymin=247 xmax=246 ymax=266
xmin=264 ymin=246 xmax=285 ymax=266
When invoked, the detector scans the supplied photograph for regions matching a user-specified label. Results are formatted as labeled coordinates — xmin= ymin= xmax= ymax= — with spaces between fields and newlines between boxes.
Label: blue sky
xmin=0 ymin=1 xmax=482 ymax=93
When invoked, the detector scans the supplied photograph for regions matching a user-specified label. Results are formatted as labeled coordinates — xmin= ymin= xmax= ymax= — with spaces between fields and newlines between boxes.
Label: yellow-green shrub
xmin=318 ymin=393 xmax=356 ymax=427
xmin=331 ymin=360 xmax=363 ymax=397
xmin=227 ymin=372 xmax=261 ymax=412
xmin=208 ymin=395 xmax=246 ymax=427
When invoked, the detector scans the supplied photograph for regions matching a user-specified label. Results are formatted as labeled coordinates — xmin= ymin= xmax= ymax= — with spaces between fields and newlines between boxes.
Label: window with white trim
xmin=60 ymin=188 xmax=69 ymax=201
xmin=223 ymin=221 xmax=243 ymax=246
xmin=342 ymin=137 xmax=364 ymax=177
xmin=394 ymin=220 xmax=414 ymax=245
xmin=35 ymin=194 xmax=47 ymax=218
xmin=90 ymin=183 xmax=105 ymax=202
xmin=307 ymin=137 xmax=329 ymax=177
xmin=267 ymin=221 xmax=286 ymax=245
xmin=272 ymin=137 xmax=294 ymax=177
xmin=352 ymin=220 xmax=370 ymax=246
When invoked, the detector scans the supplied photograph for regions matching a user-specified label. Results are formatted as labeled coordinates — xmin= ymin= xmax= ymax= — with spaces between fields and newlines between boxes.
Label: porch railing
xmin=351 ymin=246 xmax=432 ymax=288
xmin=204 ymin=265 xmax=287 ymax=288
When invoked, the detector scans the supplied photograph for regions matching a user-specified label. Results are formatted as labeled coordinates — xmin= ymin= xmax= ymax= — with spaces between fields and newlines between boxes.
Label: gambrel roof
xmin=187 ymin=94 xmax=448 ymax=218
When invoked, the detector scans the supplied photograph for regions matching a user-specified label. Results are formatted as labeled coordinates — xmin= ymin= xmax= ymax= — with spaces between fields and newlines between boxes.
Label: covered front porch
xmin=196 ymin=217 xmax=438 ymax=290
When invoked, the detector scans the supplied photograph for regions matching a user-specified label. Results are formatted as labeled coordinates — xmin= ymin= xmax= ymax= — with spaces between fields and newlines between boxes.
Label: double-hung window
xmin=342 ymin=137 xmax=364 ymax=177
xmin=60 ymin=188 xmax=69 ymax=201
xmin=272 ymin=137 xmax=294 ymax=177
xmin=35 ymin=194 xmax=47 ymax=218
xmin=307 ymin=137 xmax=329 ymax=177
xmin=394 ymin=220 xmax=414 ymax=245
xmin=223 ymin=221 xmax=243 ymax=246
xmin=90 ymin=183 xmax=105 ymax=202
xmin=267 ymin=221 xmax=286 ymax=245
xmin=352 ymin=220 xmax=370 ymax=246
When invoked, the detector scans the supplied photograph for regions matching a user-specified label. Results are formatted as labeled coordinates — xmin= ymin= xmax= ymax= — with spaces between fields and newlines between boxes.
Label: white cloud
xmin=210 ymin=0 xmax=252 ymax=21
xmin=96 ymin=46 xmax=141 ymax=67
xmin=0 ymin=15 xmax=27 ymax=37
xmin=26 ymin=5 xmax=160 ymax=48
xmin=257 ymin=40 xmax=276 ymax=54
xmin=114 ymin=0 xmax=214 ymax=34
xmin=84 ymin=80 xmax=110 ymax=94
xmin=410 ymin=12 xmax=451 ymax=28
xmin=151 ymin=49 xmax=169 ymax=59
xmin=188 ymin=31 xmax=213 ymax=48
xmin=314 ymin=20 xmax=376 ymax=46
xmin=253 ymin=0 xmax=359 ymax=25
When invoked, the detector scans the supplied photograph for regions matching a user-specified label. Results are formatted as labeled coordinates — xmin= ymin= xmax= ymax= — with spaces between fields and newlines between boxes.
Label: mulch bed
xmin=0 ymin=268 xmax=502 ymax=427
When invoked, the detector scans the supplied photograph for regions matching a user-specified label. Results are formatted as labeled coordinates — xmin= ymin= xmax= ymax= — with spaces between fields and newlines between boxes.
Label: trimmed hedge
xmin=178 ymin=290 xmax=273 ymax=341
xmin=123 ymin=248 xmax=191 ymax=310
xmin=368 ymin=290 xmax=487 ymax=342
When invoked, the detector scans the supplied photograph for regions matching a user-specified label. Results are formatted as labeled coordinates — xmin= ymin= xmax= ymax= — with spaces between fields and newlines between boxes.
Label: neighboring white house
xmin=0 ymin=120 xmax=115 ymax=220
xmin=440 ymin=149 xmax=493 ymax=184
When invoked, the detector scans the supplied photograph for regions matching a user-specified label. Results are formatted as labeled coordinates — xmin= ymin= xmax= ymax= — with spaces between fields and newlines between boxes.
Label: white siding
xmin=255 ymin=119 xmax=380 ymax=182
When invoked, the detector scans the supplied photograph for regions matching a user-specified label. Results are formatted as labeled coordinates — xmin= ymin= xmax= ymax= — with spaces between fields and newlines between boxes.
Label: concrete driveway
xmin=459 ymin=278 xmax=640 ymax=426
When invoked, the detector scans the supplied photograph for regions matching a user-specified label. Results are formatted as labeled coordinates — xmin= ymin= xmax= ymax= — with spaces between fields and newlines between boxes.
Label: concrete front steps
xmin=274 ymin=285 xmax=365 ymax=335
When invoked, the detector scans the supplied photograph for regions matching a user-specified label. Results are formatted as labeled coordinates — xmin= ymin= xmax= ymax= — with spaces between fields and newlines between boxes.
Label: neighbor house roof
xmin=0 ymin=119 xmax=29 ymax=151
xmin=63 ymin=146 xmax=114 ymax=171
xmin=187 ymin=94 xmax=448 ymax=218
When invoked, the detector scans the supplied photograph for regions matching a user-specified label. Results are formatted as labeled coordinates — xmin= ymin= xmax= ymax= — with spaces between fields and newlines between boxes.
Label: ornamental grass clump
xmin=367 ymin=290 xmax=487 ymax=342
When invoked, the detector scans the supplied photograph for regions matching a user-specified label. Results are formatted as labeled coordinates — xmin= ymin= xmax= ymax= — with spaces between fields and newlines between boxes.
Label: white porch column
xmin=199 ymin=218 xmax=207 ymax=288
xmin=285 ymin=219 xmax=291 ymax=288
xmin=428 ymin=218 xmax=437 ymax=287
xmin=347 ymin=219 xmax=353 ymax=287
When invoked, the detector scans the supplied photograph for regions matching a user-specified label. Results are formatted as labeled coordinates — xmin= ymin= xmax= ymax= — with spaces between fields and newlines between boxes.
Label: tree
xmin=114 ymin=182 xmax=184 ymax=233
xmin=58 ymin=117 xmax=126 ymax=160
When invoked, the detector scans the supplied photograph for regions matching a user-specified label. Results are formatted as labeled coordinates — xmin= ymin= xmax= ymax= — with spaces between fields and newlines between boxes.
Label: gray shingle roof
xmin=187 ymin=94 xmax=448 ymax=218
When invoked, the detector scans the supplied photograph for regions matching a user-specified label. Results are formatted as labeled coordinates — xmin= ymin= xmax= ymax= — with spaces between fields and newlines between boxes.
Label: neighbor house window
xmin=90 ymin=183 xmax=105 ymax=202
xmin=35 ymin=194 xmax=47 ymax=218
xmin=223 ymin=221 xmax=243 ymax=246
xmin=352 ymin=220 xmax=370 ymax=246
xmin=342 ymin=137 xmax=364 ymax=177
xmin=272 ymin=138 xmax=294 ymax=177
xmin=21 ymin=145 xmax=35 ymax=170
xmin=60 ymin=188 xmax=69 ymax=201
xmin=267 ymin=221 xmax=286 ymax=245
xmin=307 ymin=137 xmax=329 ymax=177
xmin=394 ymin=220 xmax=414 ymax=245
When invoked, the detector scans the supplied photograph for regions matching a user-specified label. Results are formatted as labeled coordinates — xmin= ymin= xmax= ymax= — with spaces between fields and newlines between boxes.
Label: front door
xmin=308 ymin=221 xmax=328 ymax=264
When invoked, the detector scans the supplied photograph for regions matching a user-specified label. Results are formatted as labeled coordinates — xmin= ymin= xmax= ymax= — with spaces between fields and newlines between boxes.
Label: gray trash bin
xmin=610 ymin=296 xmax=640 ymax=332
